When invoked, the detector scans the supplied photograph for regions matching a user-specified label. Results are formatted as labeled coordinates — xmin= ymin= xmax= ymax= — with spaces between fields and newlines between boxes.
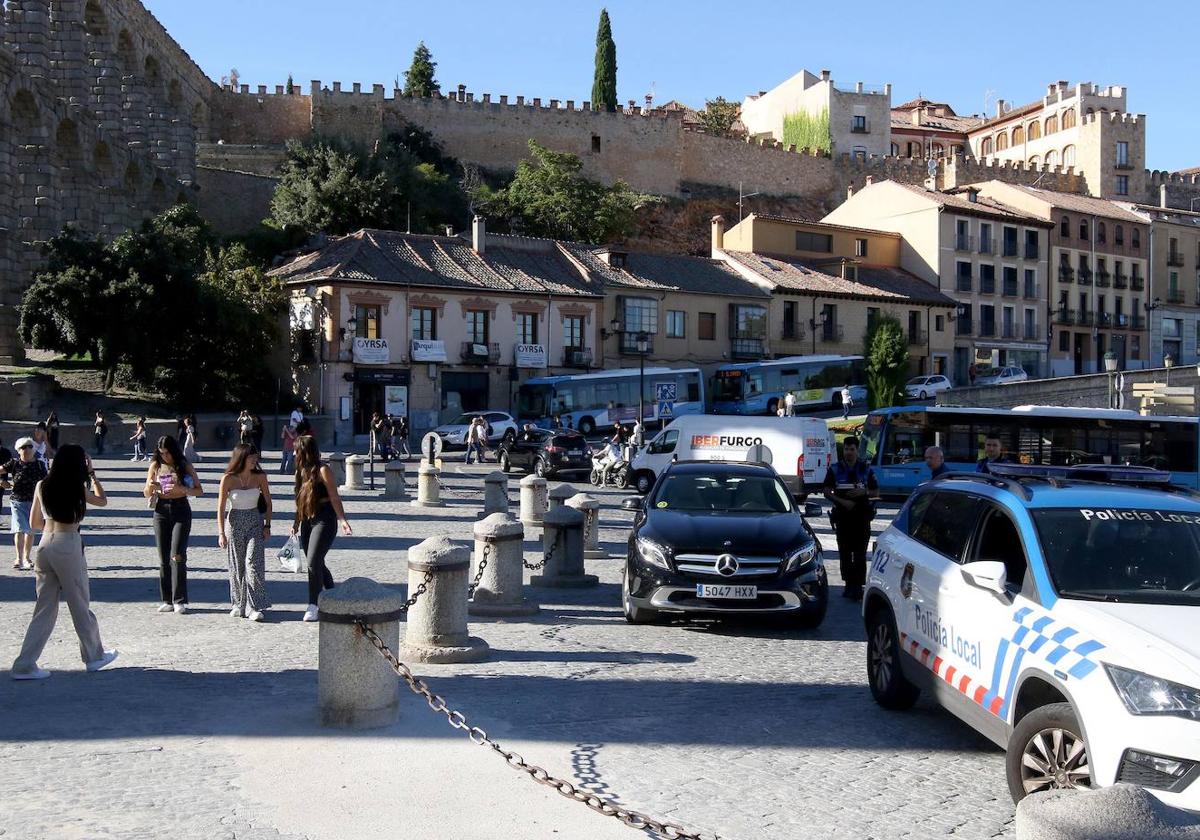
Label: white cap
xmin=14 ymin=437 xmax=34 ymax=449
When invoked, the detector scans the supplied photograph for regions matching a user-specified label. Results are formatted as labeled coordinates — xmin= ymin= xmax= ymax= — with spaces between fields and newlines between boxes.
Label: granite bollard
xmin=317 ymin=577 xmax=405 ymax=728
xmin=326 ymin=453 xmax=348 ymax=487
xmin=411 ymin=463 xmax=444 ymax=507
xmin=469 ymin=513 xmax=539 ymax=616
xmin=566 ymin=493 xmax=606 ymax=558
xmin=401 ymin=536 xmax=490 ymax=663
xmin=481 ymin=470 xmax=509 ymax=516
xmin=547 ymin=482 xmax=576 ymax=513
xmin=343 ymin=454 xmax=366 ymax=490
xmin=383 ymin=460 xmax=409 ymax=500
xmin=519 ymin=474 xmax=547 ymax=527
xmin=530 ymin=505 xmax=597 ymax=588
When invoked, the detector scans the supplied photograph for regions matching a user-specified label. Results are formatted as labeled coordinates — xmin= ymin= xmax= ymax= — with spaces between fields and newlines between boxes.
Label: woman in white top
xmin=217 ymin=444 xmax=272 ymax=621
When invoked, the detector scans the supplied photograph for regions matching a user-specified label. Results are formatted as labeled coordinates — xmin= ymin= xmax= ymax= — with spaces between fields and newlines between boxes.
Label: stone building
xmin=821 ymin=180 xmax=1052 ymax=382
xmin=889 ymin=98 xmax=980 ymax=159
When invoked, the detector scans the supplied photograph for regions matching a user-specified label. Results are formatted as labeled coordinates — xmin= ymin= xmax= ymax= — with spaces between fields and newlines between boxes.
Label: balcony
xmin=1114 ymin=272 xmax=1128 ymax=289
xmin=955 ymin=319 xmax=973 ymax=337
xmin=1054 ymin=309 xmax=1075 ymax=325
xmin=955 ymin=274 xmax=973 ymax=292
xmin=1131 ymin=314 xmax=1146 ymax=330
xmin=1058 ymin=266 xmax=1074 ymax=283
xmin=731 ymin=337 xmax=766 ymax=360
xmin=1114 ymin=313 xmax=1130 ymax=328
xmin=979 ymin=239 xmax=994 ymax=255
xmin=563 ymin=348 xmax=592 ymax=368
xmin=955 ymin=234 xmax=974 ymax=252
xmin=850 ymin=124 xmax=869 ymax=134
xmin=460 ymin=341 xmax=500 ymax=365
xmin=1131 ymin=275 xmax=1145 ymax=291
xmin=978 ymin=321 xmax=996 ymax=337
xmin=1168 ymin=252 xmax=1186 ymax=267
xmin=1167 ymin=289 xmax=1187 ymax=304
xmin=1115 ymin=161 xmax=1134 ymax=171
xmin=1002 ymin=281 xmax=1019 ymax=297
xmin=821 ymin=324 xmax=844 ymax=344
xmin=781 ymin=322 xmax=806 ymax=342
xmin=1078 ymin=269 xmax=1093 ymax=286
xmin=906 ymin=329 xmax=927 ymax=346
xmin=1078 ymin=311 xmax=1094 ymax=326
xmin=1024 ymin=324 xmax=1041 ymax=340
xmin=1097 ymin=312 xmax=1113 ymax=327
xmin=1095 ymin=270 xmax=1111 ymax=288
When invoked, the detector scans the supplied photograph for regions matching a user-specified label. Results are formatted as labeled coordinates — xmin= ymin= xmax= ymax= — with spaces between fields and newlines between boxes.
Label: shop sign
xmin=411 ymin=339 xmax=447 ymax=363
xmin=515 ymin=343 xmax=546 ymax=368
xmin=352 ymin=337 xmax=390 ymax=365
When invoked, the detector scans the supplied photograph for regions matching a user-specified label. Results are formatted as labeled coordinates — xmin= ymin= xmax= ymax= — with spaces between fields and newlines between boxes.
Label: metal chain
xmin=467 ymin=542 xmax=492 ymax=598
xmin=355 ymin=622 xmax=719 ymax=840
xmin=523 ymin=530 xmax=556 ymax=571
xmin=401 ymin=569 xmax=435 ymax=613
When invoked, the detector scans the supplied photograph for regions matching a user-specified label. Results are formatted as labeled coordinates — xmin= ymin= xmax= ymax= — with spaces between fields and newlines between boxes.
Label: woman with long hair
xmin=143 ymin=435 xmax=203 ymax=614
xmin=11 ymin=444 xmax=117 ymax=679
xmin=182 ymin=417 xmax=200 ymax=462
xmin=45 ymin=411 xmax=60 ymax=451
xmin=292 ymin=435 xmax=351 ymax=622
xmin=128 ymin=417 xmax=147 ymax=461
xmin=217 ymin=445 xmax=272 ymax=621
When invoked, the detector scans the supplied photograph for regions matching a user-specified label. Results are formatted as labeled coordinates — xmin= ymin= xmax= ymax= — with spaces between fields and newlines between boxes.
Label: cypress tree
xmin=403 ymin=42 xmax=440 ymax=98
xmin=285 ymin=73 xmax=293 ymax=94
xmin=591 ymin=9 xmax=617 ymax=111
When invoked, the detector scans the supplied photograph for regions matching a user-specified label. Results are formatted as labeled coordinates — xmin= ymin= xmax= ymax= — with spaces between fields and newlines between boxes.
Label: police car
xmin=863 ymin=464 xmax=1200 ymax=810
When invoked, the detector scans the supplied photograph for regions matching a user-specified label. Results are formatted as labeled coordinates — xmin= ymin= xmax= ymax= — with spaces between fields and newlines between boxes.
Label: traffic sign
xmin=658 ymin=400 xmax=674 ymax=418
xmin=654 ymin=382 xmax=677 ymax=402
xmin=421 ymin=432 xmax=443 ymax=463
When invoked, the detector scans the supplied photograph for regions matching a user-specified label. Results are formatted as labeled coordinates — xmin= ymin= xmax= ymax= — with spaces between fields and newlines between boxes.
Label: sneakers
xmin=230 ymin=606 xmax=244 ymax=618
xmin=12 ymin=667 xmax=51 ymax=681
xmin=247 ymin=609 xmax=264 ymax=622
xmin=85 ymin=650 xmax=119 ymax=672
xmin=156 ymin=603 xmax=174 ymax=613
xmin=302 ymin=604 xmax=319 ymax=622
xmin=173 ymin=604 xmax=188 ymax=615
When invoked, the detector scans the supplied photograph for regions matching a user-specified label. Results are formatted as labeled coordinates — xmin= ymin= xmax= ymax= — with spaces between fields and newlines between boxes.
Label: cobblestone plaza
xmin=0 ymin=455 xmax=1016 ymax=839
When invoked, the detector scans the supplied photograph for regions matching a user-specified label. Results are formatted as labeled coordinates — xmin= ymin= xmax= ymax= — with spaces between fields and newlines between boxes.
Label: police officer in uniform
xmin=823 ymin=435 xmax=879 ymax=601
xmin=976 ymin=432 xmax=1013 ymax=474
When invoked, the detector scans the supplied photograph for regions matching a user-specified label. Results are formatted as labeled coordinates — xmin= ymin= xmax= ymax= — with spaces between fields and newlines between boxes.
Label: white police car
xmin=864 ymin=464 xmax=1200 ymax=809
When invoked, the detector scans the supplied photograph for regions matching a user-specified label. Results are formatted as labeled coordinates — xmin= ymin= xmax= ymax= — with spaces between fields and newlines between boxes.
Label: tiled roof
xmin=892 ymin=182 xmax=1052 ymax=225
xmin=561 ymin=244 xmax=769 ymax=298
xmin=889 ymin=112 xmax=982 ymax=133
xmin=745 ymin=212 xmax=901 ymax=237
xmin=725 ymin=252 xmax=955 ymax=307
xmin=269 ymin=229 xmax=602 ymax=297
xmin=969 ymin=99 xmax=1044 ymax=133
xmin=973 ymin=184 xmax=1146 ymax=223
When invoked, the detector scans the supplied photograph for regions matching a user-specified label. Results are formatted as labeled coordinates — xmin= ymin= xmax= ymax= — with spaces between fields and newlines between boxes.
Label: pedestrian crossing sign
xmin=658 ymin=400 xmax=674 ymax=417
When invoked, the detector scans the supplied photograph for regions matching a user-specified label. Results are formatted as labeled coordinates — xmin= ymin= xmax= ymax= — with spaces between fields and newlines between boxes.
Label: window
xmin=1024 ymin=268 xmax=1037 ymax=298
xmin=591 ymin=134 xmax=601 ymax=153
xmin=1116 ymin=141 xmax=1129 ymax=167
xmin=852 ymin=115 xmax=867 ymax=132
xmin=1045 ymin=115 xmax=1058 ymax=135
xmin=974 ymin=506 xmax=1027 ymax=589
xmin=1012 ymin=125 xmax=1025 ymax=145
xmin=411 ymin=306 xmax=436 ymax=340
xmin=956 ymin=218 xmax=970 ymax=251
xmin=1116 ymin=175 xmax=1129 ymax=196
xmin=1060 ymin=215 xmax=1070 ymax=238
xmin=355 ymin=304 xmax=381 ymax=339
xmin=1132 ymin=228 xmax=1141 ymax=250
xmin=821 ymin=303 xmax=838 ymax=341
xmin=1079 ymin=219 xmax=1089 ymax=241
xmin=1059 ymin=330 xmax=1070 ymax=352
xmin=666 ymin=310 xmax=685 ymax=338
xmin=867 ymin=307 xmax=879 ymax=331
xmin=852 ymin=145 xmax=868 ymax=160
xmin=980 ymin=303 xmax=996 ymax=335
xmin=1028 ymin=121 xmax=1041 ymax=140
xmin=1023 ymin=307 xmax=1036 ymax=340
xmin=465 ymin=310 xmax=488 ymax=344
xmin=698 ymin=312 xmax=716 ymax=341
xmin=1029 ymin=155 xmax=1041 ymax=168
xmin=956 ymin=261 xmax=972 ymax=291
xmin=516 ymin=311 xmax=538 ymax=344
xmin=795 ymin=231 xmax=833 ymax=253
xmin=908 ymin=491 xmax=985 ymax=561
xmin=1062 ymin=145 xmax=1076 ymax=167
xmin=996 ymin=132 xmax=1009 ymax=151
xmin=979 ymin=223 xmax=993 ymax=253
xmin=980 ymin=264 xmax=995 ymax=295
xmin=1002 ymin=225 xmax=1018 ymax=257
xmin=1046 ymin=149 xmax=1059 ymax=167
xmin=562 ymin=315 xmax=584 ymax=349
xmin=1024 ymin=229 xmax=1039 ymax=259
xmin=981 ymin=137 xmax=993 ymax=156
xmin=935 ymin=314 xmax=945 ymax=332
xmin=1061 ymin=108 xmax=1076 ymax=129
xmin=1003 ymin=266 xmax=1019 ymax=296
xmin=855 ymin=238 xmax=868 ymax=257
xmin=1115 ymin=224 xmax=1124 ymax=246
xmin=621 ymin=296 xmax=658 ymax=334
xmin=732 ymin=305 xmax=767 ymax=338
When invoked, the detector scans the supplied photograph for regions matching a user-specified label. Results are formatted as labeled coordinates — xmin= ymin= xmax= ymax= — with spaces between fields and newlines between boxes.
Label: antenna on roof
xmin=982 ymin=87 xmax=996 ymax=118
xmin=645 ymin=82 xmax=655 ymax=110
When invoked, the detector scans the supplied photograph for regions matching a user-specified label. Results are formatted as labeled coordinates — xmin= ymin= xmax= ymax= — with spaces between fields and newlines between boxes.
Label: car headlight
xmin=784 ymin=543 xmax=818 ymax=573
xmin=635 ymin=536 xmax=671 ymax=570
xmin=1105 ymin=664 xmax=1200 ymax=721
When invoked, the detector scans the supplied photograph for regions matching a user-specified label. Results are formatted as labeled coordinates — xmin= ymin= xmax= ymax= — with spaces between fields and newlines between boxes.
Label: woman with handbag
xmin=144 ymin=435 xmax=203 ymax=614
xmin=217 ymin=444 xmax=272 ymax=622
xmin=292 ymin=435 xmax=351 ymax=622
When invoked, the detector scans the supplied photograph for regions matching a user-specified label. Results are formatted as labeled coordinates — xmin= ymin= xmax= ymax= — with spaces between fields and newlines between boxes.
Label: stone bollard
xmin=383 ymin=461 xmax=409 ymax=500
xmin=547 ymin=482 xmax=576 ymax=513
xmin=530 ymin=505 xmax=597 ymax=588
xmin=566 ymin=493 xmax=606 ymax=559
xmin=1015 ymin=783 xmax=1200 ymax=840
xmin=469 ymin=513 xmax=538 ymax=616
xmin=327 ymin=453 xmax=348 ymax=487
xmin=480 ymin=470 xmax=509 ymax=517
xmin=519 ymin=474 xmax=548 ymax=528
xmin=343 ymin=454 xmax=366 ymax=490
xmin=401 ymin=537 xmax=489 ymax=663
xmin=317 ymin=577 xmax=405 ymax=728
xmin=411 ymin=463 xmax=444 ymax=507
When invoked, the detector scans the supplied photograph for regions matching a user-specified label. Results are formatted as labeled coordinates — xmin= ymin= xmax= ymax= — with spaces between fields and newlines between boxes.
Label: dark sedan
xmin=621 ymin=460 xmax=828 ymax=627
xmin=498 ymin=429 xmax=591 ymax=478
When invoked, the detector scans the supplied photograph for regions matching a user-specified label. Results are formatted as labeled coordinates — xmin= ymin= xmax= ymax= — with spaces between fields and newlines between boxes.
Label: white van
xmin=629 ymin=415 xmax=834 ymax=496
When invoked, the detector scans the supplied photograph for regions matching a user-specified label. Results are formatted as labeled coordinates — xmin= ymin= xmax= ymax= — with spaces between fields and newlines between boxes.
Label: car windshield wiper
xmin=1056 ymin=590 xmax=1124 ymax=603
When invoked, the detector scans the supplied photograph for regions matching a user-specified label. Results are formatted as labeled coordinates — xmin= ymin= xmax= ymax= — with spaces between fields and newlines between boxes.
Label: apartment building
xmin=821 ymin=180 xmax=1052 ymax=383
xmin=889 ymin=98 xmax=980 ymax=159
xmin=974 ymin=182 xmax=1150 ymax=375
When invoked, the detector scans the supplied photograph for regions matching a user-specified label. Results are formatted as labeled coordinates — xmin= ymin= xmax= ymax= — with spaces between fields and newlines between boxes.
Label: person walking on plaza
xmin=237 ymin=410 xmax=253 ymax=445
xmin=45 ymin=411 xmax=60 ymax=451
xmin=182 ymin=416 xmax=200 ymax=462
xmin=128 ymin=417 xmax=147 ymax=461
xmin=251 ymin=414 xmax=265 ymax=453
xmin=293 ymin=435 xmax=351 ymax=622
xmin=11 ymin=444 xmax=118 ymax=680
xmin=823 ymin=435 xmax=878 ymax=601
xmin=289 ymin=405 xmax=305 ymax=429
xmin=217 ymin=444 xmax=272 ymax=622
xmin=465 ymin=416 xmax=484 ymax=465
xmin=840 ymin=383 xmax=854 ymax=420
xmin=394 ymin=414 xmax=410 ymax=459
xmin=280 ymin=423 xmax=297 ymax=475
xmin=32 ymin=422 xmax=51 ymax=466
xmin=2 ymin=438 xmax=48 ymax=569
xmin=93 ymin=411 xmax=108 ymax=455
xmin=144 ymin=436 xmax=204 ymax=614
xmin=784 ymin=390 xmax=796 ymax=417
xmin=370 ymin=411 xmax=387 ymax=460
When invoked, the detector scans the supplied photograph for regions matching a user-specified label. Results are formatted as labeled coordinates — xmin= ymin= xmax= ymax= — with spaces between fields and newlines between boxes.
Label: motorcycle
xmin=590 ymin=450 xmax=630 ymax=488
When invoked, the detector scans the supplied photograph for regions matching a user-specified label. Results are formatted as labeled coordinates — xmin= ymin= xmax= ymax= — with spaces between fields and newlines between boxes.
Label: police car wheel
xmin=622 ymin=567 xmax=659 ymax=624
xmin=866 ymin=608 xmax=920 ymax=710
xmin=1006 ymin=702 xmax=1091 ymax=803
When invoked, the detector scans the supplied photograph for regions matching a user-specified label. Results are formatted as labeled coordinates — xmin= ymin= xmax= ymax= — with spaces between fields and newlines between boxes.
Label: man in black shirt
xmin=822 ymin=436 xmax=880 ymax=601
xmin=1 ymin=437 xmax=48 ymax=569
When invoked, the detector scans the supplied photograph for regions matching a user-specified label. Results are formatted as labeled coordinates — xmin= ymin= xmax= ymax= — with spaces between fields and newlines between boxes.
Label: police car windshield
xmin=1032 ymin=508 xmax=1200 ymax=606
xmin=655 ymin=474 xmax=793 ymax=514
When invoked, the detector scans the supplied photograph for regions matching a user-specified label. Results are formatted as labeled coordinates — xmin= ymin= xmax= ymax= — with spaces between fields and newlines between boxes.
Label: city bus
xmin=516 ymin=367 xmax=705 ymax=436
xmin=860 ymin=405 xmax=1200 ymax=495
xmin=711 ymin=355 xmax=867 ymax=415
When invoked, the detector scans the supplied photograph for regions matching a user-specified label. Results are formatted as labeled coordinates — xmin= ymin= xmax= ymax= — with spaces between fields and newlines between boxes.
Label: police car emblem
xmin=716 ymin=554 xmax=739 ymax=577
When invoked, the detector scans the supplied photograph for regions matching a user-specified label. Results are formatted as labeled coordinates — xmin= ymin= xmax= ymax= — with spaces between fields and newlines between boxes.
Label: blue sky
xmin=146 ymin=0 xmax=1196 ymax=171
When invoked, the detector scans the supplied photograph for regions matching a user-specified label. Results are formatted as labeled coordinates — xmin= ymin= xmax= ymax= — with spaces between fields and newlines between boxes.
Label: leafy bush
xmin=782 ymin=108 xmax=830 ymax=152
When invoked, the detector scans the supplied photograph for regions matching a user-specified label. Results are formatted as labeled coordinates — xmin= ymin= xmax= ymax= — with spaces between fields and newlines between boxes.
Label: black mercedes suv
xmin=621 ymin=460 xmax=828 ymax=627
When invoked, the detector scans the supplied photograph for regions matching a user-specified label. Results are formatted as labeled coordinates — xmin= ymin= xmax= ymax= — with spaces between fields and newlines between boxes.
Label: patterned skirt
xmin=226 ymin=507 xmax=270 ymax=613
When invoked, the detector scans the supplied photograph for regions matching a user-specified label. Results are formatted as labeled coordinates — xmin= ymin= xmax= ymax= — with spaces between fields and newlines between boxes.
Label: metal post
xmin=369 ymin=448 xmax=375 ymax=490
xmin=638 ymin=348 xmax=645 ymax=427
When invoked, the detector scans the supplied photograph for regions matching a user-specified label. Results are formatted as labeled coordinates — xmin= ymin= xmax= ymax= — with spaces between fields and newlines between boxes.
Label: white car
xmin=433 ymin=411 xmax=517 ymax=448
xmin=864 ymin=463 xmax=1200 ymax=810
xmin=904 ymin=375 xmax=952 ymax=400
xmin=976 ymin=366 xmax=1029 ymax=386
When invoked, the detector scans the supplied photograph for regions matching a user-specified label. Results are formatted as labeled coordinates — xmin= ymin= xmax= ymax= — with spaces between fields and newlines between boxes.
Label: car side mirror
xmin=621 ymin=496 xmax=644 ymax=511
xmin=803 ymin=502 xmax=822 ymax=519
xmin=961 ymin=560 xmax=1008 ymax=595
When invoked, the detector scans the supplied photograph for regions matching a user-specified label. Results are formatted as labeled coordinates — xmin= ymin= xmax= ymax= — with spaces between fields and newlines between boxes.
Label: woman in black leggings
xmin=143 ymin=436 xmax=203 ymax=614
xmin=292 ymin=435 xmax=351 ymax=622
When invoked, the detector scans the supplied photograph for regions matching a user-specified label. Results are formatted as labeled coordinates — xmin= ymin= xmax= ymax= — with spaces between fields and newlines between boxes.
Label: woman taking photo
xmin=144 ymin=436 xmax=203 ymax=614
xmin=217 ymin=445 xmax=272 ymax=622
xmin=11 ymin=445 xmax=118 ymax=680
xmin=292 ymin=435 xmax=351 ymax=622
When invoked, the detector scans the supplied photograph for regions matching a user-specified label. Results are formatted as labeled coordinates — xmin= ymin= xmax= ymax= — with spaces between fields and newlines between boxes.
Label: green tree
xmin=591 ymin=9 xmax=617 ymax=111
xmin=286 ymin=73 xmax=294 ymax=94
xmin=403 ymin=41 xmax=440 ymax=98
xmin=698 ymin=96 xmax=741 ymax=137
xmin=863 ymin=314 xmax=910 ymax=410
xmin=472 ymin=140 xmax=657 ymax=242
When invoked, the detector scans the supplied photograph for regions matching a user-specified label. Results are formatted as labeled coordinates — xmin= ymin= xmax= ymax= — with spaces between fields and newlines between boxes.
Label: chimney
xmin=820 ymin=69 xmax=831 ymax=82
xmin=865 ymin=175 xmax=874 ymax=186
xmin=444 ymin=225 xmax=454 ymax=237
xmin=855 ymin=81 xmax=864 ymax=93
xmin=996 ymin=99 xmax=1006 ymax=118
xmin=846 ymin=185 xmax=855 ymax=200
xmin=472 ymin=215 xmax=485 ymax=254
xmin=884 ymin=83 xmax=892 ymax=98
xmin=711 ymin=215 xmax=726 ymax=256
xmin=1057 ymin=80 xmax=1069 ymax=93
xmin=1047 ymin=82 xmax=1057 ymax=98
xmin=911 ymin=108 xmax=923 ymax=126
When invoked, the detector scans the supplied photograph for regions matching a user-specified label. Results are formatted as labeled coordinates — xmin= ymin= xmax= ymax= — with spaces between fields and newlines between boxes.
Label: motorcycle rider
xmin=597 ymin=431 xmax=624 ymax=486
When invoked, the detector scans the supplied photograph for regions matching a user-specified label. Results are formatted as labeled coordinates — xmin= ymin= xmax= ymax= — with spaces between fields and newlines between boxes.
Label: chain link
xmin=467 ymin=542 xmax=492 ymax=598
xmin=355 ymin=623 xmax=719 ymax=840
xmin=522 ymin=530 xmax=556 ymax=571
xmin=401 ymin=569 xmax=435 ymax=613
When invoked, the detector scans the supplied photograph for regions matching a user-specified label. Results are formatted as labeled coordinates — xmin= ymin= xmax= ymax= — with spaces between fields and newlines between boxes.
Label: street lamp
xmin=1165 ymin=353 xmax=1175 ymax=386
xmin=1104 ymin=350 xmax=1118 ymax=408
xmin=636 ymin=331 xmax=649 ymax=431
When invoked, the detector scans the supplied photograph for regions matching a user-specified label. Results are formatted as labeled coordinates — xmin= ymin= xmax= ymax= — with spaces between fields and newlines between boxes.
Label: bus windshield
xmin=516 ymin=384 xmax=552 ymax=421
xmin=712 ymin=372 xmax=744 ymax=402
